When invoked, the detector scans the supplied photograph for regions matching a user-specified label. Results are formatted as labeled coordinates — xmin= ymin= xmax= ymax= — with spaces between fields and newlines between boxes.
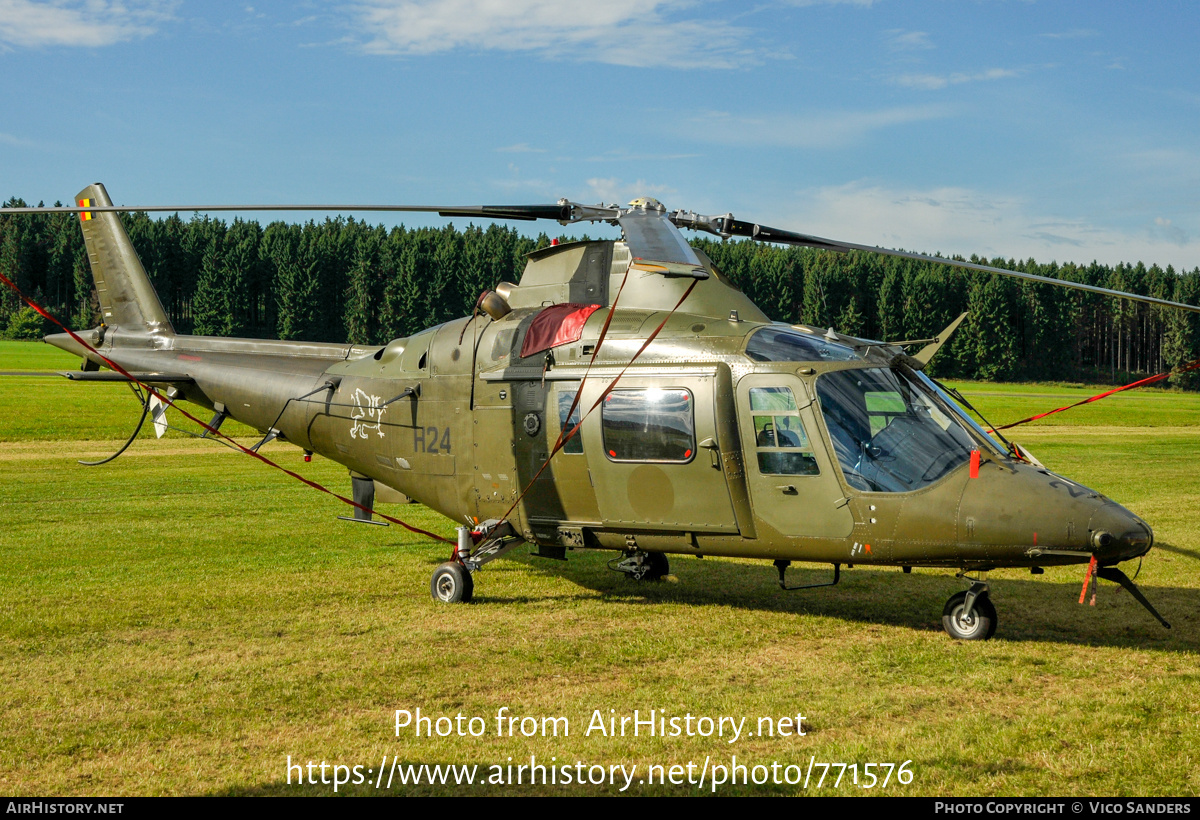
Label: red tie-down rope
xmin=989 ymin=358 xmax=1200 ymax=432
xmin=1080 ymin=554 xmax=1098 ymax=606
xmin=482 ymin=277 xmax=701 ymax=555
xmin=0 ymin=270 xmax=452 ymax=544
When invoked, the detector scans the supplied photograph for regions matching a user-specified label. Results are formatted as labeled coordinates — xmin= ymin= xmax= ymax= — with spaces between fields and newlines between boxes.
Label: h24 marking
xmin=415 ymin=426 xmax=451 ymax=454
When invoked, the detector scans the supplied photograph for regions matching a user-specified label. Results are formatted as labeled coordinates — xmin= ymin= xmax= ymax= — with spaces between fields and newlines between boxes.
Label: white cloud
xmin=1125 ymin=148 xmax=1200 ymax=181
xmin=1040 ymin=29 xmax=1099 ymax=40
xmin=584 ymin=150 xmax=702 ymax=162
xmin=495 ymin=143 xmax=547 ymax=154
xmin=586 ymin=177 xmax=675 ymax=205
xmin=681 ymin=105 xmax=950 ymax=149
xmin=0 ymin=131 xmax=39 ymax=147
xmin=886 ymin=29 xmax=933 ymax=51
xmin=349 ymin=0 xmax=756 ymax=68
xmin=491 ymin=177 xmax=558 ymax=192
xmin=773 ymin=181 xmax=1200 ymax=270
xmin=0 ymin=0 xmax=173 ymax=48
xmin=1153 ymin=216 xmax=1188 ymax=246
xmin=893 ymin=67 xmax=1021 ymax=91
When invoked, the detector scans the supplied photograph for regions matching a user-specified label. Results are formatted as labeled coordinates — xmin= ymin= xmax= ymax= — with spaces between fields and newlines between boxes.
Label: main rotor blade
xmin=724 ymin=218 xmax=1200 ymax=315
xmin=435 ymin=204 xmax=573 ymax=221
xmin=0 ymin=203 xmax=572 ymax=219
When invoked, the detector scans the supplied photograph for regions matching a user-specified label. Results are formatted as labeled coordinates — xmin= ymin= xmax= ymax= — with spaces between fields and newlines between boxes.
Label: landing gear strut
xmin=610 ymin=550 xmax=670 ymax=581
xmin=429 ymin=522 xmax=523 ymax=604
xmin=942 ymin=580 xmax=997 ymax=640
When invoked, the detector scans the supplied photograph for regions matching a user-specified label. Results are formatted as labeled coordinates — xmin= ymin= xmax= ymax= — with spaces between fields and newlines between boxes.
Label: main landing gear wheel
xmin=942 ymin=590 xmax=997 ymax=641
xmin=643 ymin=551 xmax=670 ymax=581
xmin=609 ymin=550 xmax=671 ymax=581
xmin=431 ymin=562 xmax=474 ymax=603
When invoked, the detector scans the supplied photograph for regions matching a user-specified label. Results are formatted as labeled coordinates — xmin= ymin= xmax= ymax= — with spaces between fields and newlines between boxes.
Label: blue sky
xmin=2 ymin=0 xmax=1199 ymax=269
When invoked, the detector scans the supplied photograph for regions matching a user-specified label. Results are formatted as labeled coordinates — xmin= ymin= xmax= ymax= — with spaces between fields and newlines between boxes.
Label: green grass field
xmin=1 ymin=341 xmax=1198 ymax=796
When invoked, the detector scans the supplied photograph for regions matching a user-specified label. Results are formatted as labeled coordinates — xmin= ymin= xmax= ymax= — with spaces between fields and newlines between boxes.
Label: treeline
xmin=697 ymin=239 xmax=1200 ymax=387
xmin=2 ymin=198 xmax=1199 ymax=387
xmin=0 ymin=201 xmax=545 ymax=345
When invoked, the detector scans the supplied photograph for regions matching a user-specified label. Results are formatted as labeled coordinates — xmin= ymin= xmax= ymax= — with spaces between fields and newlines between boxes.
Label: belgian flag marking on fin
xmin=78 ymin=198 xmax=92 ymax=222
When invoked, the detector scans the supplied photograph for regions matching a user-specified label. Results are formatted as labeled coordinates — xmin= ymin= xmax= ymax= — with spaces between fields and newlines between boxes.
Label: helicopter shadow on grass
xmin=1154 ymin=541 xmax=1200 ymax=561
xmin=415 ymin=552 xmax=608 ymax=605
xmin=498 ymin=543 xmax=1200 ymax=651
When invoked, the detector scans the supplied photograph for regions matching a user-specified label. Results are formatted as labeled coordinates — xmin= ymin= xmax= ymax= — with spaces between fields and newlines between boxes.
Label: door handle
xmin=776 ymin=484 xmax=797 ymax=494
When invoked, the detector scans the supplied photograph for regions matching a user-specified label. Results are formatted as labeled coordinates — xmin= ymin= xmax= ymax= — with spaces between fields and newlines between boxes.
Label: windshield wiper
xmin=925 ymin=375 xmax=1014 ymax=455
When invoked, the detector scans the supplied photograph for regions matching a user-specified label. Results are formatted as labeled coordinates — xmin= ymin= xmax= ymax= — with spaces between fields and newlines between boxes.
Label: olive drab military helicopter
xmin=5 ymin=183 xmax=1197 ymax=641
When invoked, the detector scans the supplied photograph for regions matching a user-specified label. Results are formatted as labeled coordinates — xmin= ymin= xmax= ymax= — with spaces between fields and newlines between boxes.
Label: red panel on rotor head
xmin=520 ymin=303 xmax=602 ymax=359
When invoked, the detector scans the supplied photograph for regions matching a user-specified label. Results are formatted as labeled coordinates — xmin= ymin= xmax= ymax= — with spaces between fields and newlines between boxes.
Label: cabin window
xmin=601 ymin=388 xmax=695 ymax=462
xmin=557 ymin=389 xmax=584 ymax=454
xmin=749 ymin=387 xmax=818 ymax=476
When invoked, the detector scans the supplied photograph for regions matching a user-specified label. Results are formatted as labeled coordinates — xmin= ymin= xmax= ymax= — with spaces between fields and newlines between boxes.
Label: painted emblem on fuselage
xmin=351 ymin=388 xmax=386 ymax=439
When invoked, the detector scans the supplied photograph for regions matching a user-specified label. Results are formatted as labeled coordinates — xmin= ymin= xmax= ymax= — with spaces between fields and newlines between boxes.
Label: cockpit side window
xmin=749 ymin=387 xmax=818 ymax=476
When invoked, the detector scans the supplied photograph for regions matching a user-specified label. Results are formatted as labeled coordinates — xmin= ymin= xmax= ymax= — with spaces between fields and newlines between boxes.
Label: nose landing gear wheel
xmin=431 ymin=562 xmax=474 ymax=603
xmin=942 ymin=590 xmax=997 ymax=640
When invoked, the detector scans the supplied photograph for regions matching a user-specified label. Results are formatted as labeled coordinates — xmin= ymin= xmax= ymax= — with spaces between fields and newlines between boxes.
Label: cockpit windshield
xmin=914 ymin=371 xmax=1008 ymax=459
xmin=816 ymin=367 xmax=978 ymax=493
xmin=745 ymin=327 xmax=858 ymax=362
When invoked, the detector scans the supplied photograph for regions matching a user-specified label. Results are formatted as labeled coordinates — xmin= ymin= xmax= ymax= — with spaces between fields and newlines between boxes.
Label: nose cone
xmin=954 ymin=461 xmax=1153 ymax=566
xmin=1089 ymin=504 xmax=1154 ymax=564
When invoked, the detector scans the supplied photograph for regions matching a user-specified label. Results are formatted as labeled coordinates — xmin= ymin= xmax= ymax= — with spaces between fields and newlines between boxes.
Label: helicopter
xmin=4 ymin=182 xmax=1197 ymax=641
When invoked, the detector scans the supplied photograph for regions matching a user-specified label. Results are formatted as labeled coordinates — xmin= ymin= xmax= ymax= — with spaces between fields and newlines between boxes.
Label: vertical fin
xmin=76 ymin=183 xmax=174 ymax=333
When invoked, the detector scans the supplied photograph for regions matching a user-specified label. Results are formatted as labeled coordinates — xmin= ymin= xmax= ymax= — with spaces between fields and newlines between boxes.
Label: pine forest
xmin=2 ymin=200 xmax=1199 ymax=388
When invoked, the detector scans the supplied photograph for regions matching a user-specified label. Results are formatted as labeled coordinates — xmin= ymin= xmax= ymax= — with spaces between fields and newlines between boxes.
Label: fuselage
xmin=47 ymin=238 xmax=1152 ymax=573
